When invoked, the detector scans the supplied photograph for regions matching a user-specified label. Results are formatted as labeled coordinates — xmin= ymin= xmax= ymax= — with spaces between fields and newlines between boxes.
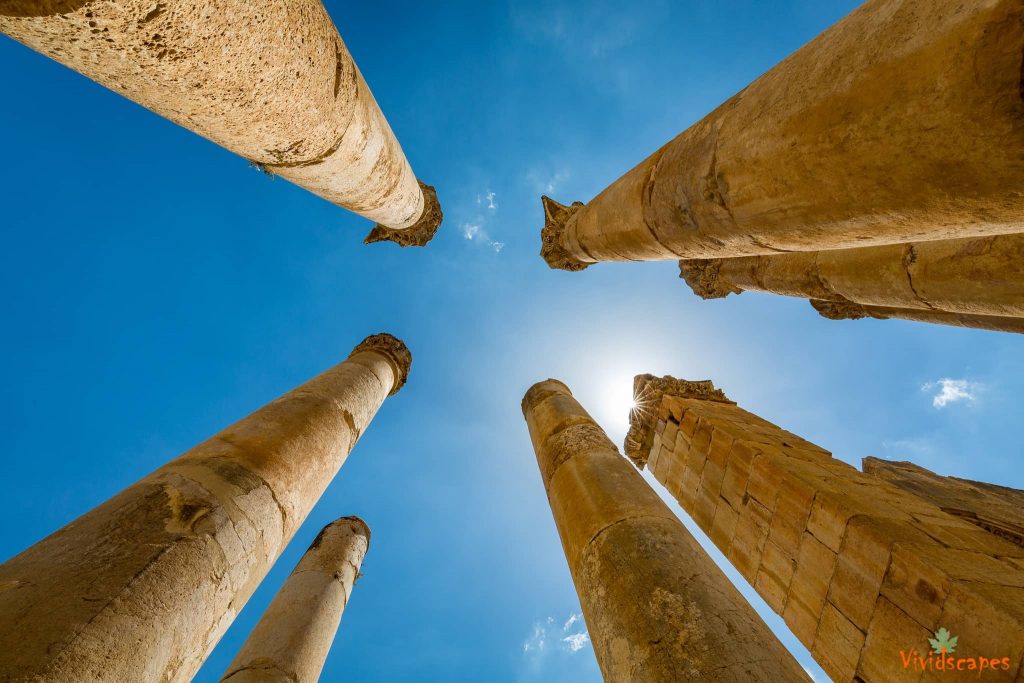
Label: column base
xmin=364 ymin=182 xmax=443 ymax=247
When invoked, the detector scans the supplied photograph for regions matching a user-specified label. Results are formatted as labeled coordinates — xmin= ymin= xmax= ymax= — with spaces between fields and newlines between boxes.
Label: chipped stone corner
xmin=364 ymin=181 xmax=443 ymax=247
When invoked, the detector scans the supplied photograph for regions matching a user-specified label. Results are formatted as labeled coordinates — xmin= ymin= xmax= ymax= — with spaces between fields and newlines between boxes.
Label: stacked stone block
xmin=625 ymin=375 xmax=1024 ymax=681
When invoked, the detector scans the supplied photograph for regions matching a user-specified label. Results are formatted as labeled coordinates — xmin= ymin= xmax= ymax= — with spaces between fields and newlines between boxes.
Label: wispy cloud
xmin=922 ymin=378 xmax=982 ymax=408
xmin=522 ymin=613 xmax=590 ymax=657
xmin=462 ymin=221 xmax=504 ymax=252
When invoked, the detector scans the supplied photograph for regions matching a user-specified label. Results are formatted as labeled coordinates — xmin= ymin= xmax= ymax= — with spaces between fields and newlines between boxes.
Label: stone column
xmin=0 ymin=2 xmax=443 ymax=246
xmin=221 ymin=516 xmax=370 ymax=683
xmin=679 ymin=234 xmax=1024 ymax=318
xmin=540 ymin=0 xmax=1024 ymax=270
xmin=522 ymin=379 xmax=807 ymax=682
xmin=810 ymin=299 xmax=1024 ymax=334
xmin=0 ymin=333 xmax=410 ymax=682
xmin=626 ymin=374 xmax=1024 ymax=681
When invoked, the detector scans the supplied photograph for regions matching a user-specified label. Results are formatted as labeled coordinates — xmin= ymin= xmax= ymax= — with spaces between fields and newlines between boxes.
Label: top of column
xmin=624 ymin=374 xmax=732 ymax=468
xmin=364 ymin=181 xmax=445 ymax=247
xmin=349 ymin=333 xmax=412 ymax=395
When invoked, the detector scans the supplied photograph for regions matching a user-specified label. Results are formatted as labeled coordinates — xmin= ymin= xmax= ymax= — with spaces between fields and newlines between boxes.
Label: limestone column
xmin=522 ymin=379 xmax=807 ymax=682
xmin=221 ymin=516 xmax=370 ymax=683
xmin=0 ymin=333 xmax=410 ymax=682
xmin=539 ymin=0 xmax=1024 ymax=270
xmin=0 ymin=2 xmax=443 ymax=246
xmin=679 ymin=234 xmax=1024 ymax=318
xmin=626 ymin=374 xmax=1024 ymax=681
xmin=810 ymin=299 xmax=1024 ymax=334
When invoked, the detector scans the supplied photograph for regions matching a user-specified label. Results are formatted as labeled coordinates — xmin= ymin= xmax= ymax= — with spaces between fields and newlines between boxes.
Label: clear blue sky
xmin=2 ymin=1 xmax=1021 ymax=680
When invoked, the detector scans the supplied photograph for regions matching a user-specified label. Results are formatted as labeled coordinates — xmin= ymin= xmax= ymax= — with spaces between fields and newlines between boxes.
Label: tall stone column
xmin=522 ymin=379 xmax=807 ymax=682
xmin=626 ymin=374 xmax=1024 ymax=681
xmin=540 ymin=0 xmax=1024 ymax=270
xmin=0 ymin=2 xmax=443 ymax=246
xmin=679 ymin=234 xmax=1024 ymax=318
xmin=0 ymin=334 xmax=410 ymax=682
xmin=810 ymin=299 xmax=1024 ymax=334
xmin=221 ymin=516 xmax=370 ymax=683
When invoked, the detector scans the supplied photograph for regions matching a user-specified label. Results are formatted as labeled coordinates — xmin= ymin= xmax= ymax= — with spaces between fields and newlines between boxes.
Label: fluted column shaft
xmin=540 ymin=0 xmax=1024 ymax=270
xmin=0 ymin=334 xmax=410 ymax=682
xmin=679 ymin=234 xmax=1024 ymax=318
xmin=0 ymin=1 xmax=443 ymax=243
xmin=221 ymin=517 xmax=370 ymax=683
xmin=522 ymin=379 xmax=807 ymax=682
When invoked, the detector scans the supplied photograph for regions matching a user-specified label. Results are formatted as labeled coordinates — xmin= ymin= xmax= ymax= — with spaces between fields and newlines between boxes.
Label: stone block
xmin=857 ymin=596 xmax=929 ymax=683
xmin=709 ymin=500 xmax=739 ymax=553
xmin=813 ymin=601 xmax=866 ymax=682
xmin=756 ymin=540 xmax=795 ymax=614
xmin=729 ymin=496 xmax=772 ymax=584
xmin=785 ymin=532 xmax=838 ymax=647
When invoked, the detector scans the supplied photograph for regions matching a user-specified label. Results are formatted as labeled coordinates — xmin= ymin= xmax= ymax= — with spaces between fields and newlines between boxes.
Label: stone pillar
xmin=0 ymin=333 xmax=410 ymax=682
xmin=221 ymin=516 xmax=370 ymax=683
xmin=863 ymin=458 xmax=1024 ymax=550
xmin=810 ymin=299 xmax=1024 ymax=334
xmin=626 ymin=374 xmax=1024 ymax=681
xmin=540 ymin=0 xmax=1024 ymax=270
xmin=522 ymin=379 xmax=807 ymax=682
xmin=0 ymin=2 xmax=443 ymax=245
xmin=679 ymin=234 xmax=1024 ymax=318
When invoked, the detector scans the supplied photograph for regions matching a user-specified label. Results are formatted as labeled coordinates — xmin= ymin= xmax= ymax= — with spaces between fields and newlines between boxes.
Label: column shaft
xmin=522 ymin=379 xmax=807 ymax=682
xmin=625 ymin=374 xmax=1024 ymax=681
xmin=680 ymin=234 xmax=1024 ymax=318
xmin=221 ymin=517 xmax=370 ymax=683
xmin=0 ymin=333 xmax=410 ymax=682
xmin=810 ymin=299 xmax=1024 ymax=334
xmin=0 ymin=1 xmax=443 ymax=243
xmin=540 ymin=0 xmax=1024 ymax=269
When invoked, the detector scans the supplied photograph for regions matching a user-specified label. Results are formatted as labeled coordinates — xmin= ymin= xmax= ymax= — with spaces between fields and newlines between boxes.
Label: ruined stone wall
xmin=626 ymin=376 xmax=1024 ymax=681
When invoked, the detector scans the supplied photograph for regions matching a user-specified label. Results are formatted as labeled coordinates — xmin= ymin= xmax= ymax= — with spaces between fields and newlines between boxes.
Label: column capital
xmin=810 ymin=299 xmax=876 ymax=320
xmin=521 ymin=378 xmax=573 ymax=415
xmin=350 ymin=333 xmax=412 ymax=395
xmin=540 ymin=196 xmax=591 ymax=271
xmin=364 ymin=181 xmax=444 ymax=247
xmin=625 ymin=374 xmax=733 ymax=468
xmin=678 ymin=258 xmax=741 ymax=299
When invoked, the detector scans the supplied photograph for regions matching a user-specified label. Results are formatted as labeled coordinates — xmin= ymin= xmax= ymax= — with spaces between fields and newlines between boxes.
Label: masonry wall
xmin=636 ymin=392 xmax=1024 ymax=681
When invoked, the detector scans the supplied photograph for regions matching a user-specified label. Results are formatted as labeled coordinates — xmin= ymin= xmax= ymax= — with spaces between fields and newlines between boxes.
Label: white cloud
xmin=486 ymin=191 xmax=497 ymax=210
xmin=523 ymin=614 xmax=591 ymax=657
xmin=562 ymin=632 xmax=590 ymax=652
xmin=461 ymin=221 xmax=504 ymax=253
xmin=922 ymin=378 xmax=982 ymax=408
xmin=462 ymin=223 xmax=480 ymax=240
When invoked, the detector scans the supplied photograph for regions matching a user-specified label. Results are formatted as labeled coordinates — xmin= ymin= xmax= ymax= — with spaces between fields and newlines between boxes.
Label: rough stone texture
xmin=541 ymin=0 xmax=1024 ymax=268
xmin=364 ymin=182 xmax=443 ymax=247
xmin=679 ymin=235 xmax=1024 ymax=330
xmin=0 ymin=333 xmax=409 ymax=682
xmin=0 ymin=1 xmax=440 ymax=236
xmin=522 ymin=379 xmax=807 ymax=682
xmin=629 ymin=375 xmax=1024 ymax=681
xmin=220 ymin=517 xmax=370 ymax=683
xmin=810 ymin=299 xmax=1024 ymax=334
xmin=864 ymin=458 xmax=1024 ymax=550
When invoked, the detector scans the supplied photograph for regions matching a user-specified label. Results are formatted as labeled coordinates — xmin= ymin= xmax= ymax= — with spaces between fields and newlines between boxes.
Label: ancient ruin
xmin=0 ymin=333 xmax=409 ymax=681
xmin=0 ymin=1 xmax=443 ymax=245
xmin=540 ymin=0 xmax=1024 ymax=333
xmin=221 ymin=516 xmax=371 ymax=683
xmin=522 ymin=379 xmax=808 ymax=681
xmin=625 ymin=374 xmax=1024 ymax=680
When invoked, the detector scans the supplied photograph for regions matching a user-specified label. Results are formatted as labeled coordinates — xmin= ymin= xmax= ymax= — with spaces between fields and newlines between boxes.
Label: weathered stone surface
xmin=680 ymin=235 xmax=1024 ymax=318
xmin=221 ymin=517 xmax=370 ymax=683
xmin=811 ymin=300 xmax=1024 ymax=334
xmin=523 ymin=379 xmax=807 ymax=682
xmin=0 ymin=1 xmax=441 ymax=237
xmin=0 ymin=333 xmax=408 ymax=682
xmin=540 ymin=0 xmax=1024 ymax=267
xmin=629 ymin=374 xmax=1024 ymax=682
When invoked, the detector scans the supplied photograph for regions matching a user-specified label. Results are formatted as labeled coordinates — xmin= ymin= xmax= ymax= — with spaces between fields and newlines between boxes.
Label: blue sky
xmin=2 ymin=1 xmax=1022 ymax=680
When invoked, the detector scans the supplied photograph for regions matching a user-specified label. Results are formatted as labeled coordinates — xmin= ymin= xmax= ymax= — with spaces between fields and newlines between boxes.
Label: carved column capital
xmin=810 ymin=299 xmax=881 ymax=320
xmin=624 ymin=374 xmax=733 ymax=468
xmin=540 ymin=196 xmax=591 ymax=271
xmin=350 ymin=333 xmax=412 ymax=394
xmin=678 ymin=259 xmax=742 ymax=299
xmin=364 ymin=181 xmax=444 ymax=247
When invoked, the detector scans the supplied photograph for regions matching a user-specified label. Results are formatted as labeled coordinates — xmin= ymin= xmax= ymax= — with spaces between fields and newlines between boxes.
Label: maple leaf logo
xmin=929 ymin=628 xmax=958 ymax=655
